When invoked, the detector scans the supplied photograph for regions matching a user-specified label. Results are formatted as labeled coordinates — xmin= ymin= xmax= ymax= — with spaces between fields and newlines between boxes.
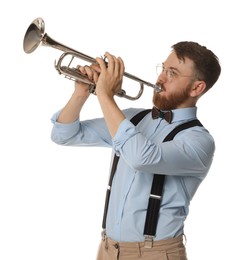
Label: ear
xmin=190 ymin=81 xmax=206 ymax=97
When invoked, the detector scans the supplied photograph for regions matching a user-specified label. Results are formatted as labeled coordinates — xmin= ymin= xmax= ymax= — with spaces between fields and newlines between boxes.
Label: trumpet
xmin=23 ymin=17 xmax=161 ymax=100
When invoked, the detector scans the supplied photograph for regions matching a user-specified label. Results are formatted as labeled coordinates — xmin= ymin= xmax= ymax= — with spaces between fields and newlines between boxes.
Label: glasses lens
xmin=156 ymin=64 xmax=163 ymax=75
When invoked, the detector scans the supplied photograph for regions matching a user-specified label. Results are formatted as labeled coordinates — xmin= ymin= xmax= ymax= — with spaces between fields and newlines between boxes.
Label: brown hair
xmin=172 ymin=41 xmax=221 ymax=92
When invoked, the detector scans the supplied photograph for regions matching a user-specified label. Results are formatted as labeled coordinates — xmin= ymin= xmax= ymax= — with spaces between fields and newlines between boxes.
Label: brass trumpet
xmin=23 ymin=17 xmax=161 ymax=100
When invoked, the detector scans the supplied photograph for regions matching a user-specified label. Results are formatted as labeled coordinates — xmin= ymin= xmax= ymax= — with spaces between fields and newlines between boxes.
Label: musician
xmin=51 ymin=41 xmax=221 ymax=260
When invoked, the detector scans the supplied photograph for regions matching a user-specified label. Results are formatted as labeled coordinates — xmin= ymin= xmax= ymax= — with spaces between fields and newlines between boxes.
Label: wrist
xmin=72 ymin=89 xmax=90 ymax=100
xmin=97 ymin=91 xmax=115 ymax=105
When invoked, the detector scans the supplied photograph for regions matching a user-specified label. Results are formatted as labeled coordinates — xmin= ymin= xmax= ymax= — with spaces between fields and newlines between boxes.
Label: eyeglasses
xmin=156 ymin=64 xmax=194 ymax=82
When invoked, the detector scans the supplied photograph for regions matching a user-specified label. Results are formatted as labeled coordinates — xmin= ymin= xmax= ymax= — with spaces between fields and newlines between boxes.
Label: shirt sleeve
xmin=113 ymin=119 xmax=215 ymax=178
xmin=50 ymin=110 xmax=112 ymax=147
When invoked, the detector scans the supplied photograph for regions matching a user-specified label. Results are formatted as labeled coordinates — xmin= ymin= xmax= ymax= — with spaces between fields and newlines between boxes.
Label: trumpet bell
xmin=23 ymin=17 xmax=45 ymax=54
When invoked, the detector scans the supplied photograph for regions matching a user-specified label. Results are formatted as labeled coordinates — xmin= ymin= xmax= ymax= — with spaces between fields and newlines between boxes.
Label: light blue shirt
xmin=51 ymin=107 xmax=215 ymax=242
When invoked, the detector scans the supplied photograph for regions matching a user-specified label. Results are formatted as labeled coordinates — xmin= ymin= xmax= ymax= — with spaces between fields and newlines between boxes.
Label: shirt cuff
xmin=50 ymin=110 xmax=81 ymax=143
xmin=112 ymin=119 xmax=138 ymax=152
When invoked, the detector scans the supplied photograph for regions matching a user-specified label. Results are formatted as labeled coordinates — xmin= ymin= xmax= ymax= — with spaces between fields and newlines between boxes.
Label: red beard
xmin=152 ymin=86 xmax=191 ymax=110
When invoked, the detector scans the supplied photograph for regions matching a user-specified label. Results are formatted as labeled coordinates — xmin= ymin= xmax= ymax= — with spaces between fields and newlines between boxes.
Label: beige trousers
xmin=96 ymin=235 xmax=187 ymax=260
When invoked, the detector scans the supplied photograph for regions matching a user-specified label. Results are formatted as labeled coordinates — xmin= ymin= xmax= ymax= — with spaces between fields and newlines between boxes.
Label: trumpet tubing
xmin=23 ymin=17 xmax=161 ymax=100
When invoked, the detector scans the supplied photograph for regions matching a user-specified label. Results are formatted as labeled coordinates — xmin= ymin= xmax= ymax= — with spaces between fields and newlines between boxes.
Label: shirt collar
xmin=170 ymin=107 xmax=197 ymax=123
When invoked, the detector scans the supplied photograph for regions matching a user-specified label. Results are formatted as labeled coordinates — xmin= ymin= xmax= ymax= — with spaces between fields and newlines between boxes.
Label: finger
xmin=89 ymin=64 xmax=100 ymax=83
xmin=91 ymin=63 xmax=101 ymax=73
xmin=92 ymin=70 xmax=99 ymax=83
xmin=104 ymin=52 xmax=116 ymax=71
xmin=77 ymin=65 xmax=86 ymax=75
xmin=120 ymin=57 xmax=125 ymax=74
xmin=77 ymin=65 xmax=98 ymax=87
xmin=115 ymin=57 xmax=125 ymax=75
xmin=96 ymin=56 xmax=107 ymax=71
xmin=84 ymin=65 xmax=95 ymax=80
xmin=77 ymin=65 xmax=93 ymax=79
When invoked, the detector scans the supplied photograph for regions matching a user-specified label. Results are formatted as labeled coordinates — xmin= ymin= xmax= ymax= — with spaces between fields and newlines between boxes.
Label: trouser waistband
xmin=102 ymin=234 xmax=185 ymax=251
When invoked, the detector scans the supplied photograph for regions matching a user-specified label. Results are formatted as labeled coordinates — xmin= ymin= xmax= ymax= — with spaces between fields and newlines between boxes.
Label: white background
xmin=1 ymin=0 xmax=247 ymax=259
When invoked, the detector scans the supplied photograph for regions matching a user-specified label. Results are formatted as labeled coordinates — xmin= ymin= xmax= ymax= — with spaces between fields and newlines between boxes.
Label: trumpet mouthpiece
xmin=154 ymin=85 xmax=162 ymax=93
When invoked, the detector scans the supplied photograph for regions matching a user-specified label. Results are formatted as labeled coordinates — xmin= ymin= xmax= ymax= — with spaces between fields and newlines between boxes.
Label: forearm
xmin=57 ymin=91 xmax=89 ymax=123
xmin=97 ymin=94 xmax=125 ymax=138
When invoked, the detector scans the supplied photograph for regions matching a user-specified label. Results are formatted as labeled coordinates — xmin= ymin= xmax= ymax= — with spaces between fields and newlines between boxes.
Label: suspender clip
xmin=144 ymin=235 xmax=154 ymax=248
xmin=101 ymin=229 xmax=106 ymax=241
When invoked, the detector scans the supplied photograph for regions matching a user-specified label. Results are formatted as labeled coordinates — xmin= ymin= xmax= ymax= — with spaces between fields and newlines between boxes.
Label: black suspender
xmin=143 ymin=118 xmax=203 ymax=247
xmin=101 ymin=109 xmax=203 ymax=243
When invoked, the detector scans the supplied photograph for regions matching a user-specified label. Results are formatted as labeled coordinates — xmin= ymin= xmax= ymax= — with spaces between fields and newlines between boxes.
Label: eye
xmin=167 ymin=69 xmax=177 ymax=78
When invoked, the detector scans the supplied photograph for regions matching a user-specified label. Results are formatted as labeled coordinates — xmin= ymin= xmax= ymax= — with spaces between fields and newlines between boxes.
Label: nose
xmin=156 ymin=72 xmax=168 ymax=85
xmin=155 ymin=79 xmax=163 ymax=91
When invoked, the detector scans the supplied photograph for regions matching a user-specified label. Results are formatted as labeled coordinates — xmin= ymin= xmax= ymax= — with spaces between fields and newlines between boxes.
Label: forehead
xmin=163 ymin=51 xmax=195 ymax=73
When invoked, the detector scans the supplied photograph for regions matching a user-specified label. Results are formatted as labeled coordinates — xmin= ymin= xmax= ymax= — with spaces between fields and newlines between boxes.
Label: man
xmin=51 ymin=41 xmax=221 ymax=259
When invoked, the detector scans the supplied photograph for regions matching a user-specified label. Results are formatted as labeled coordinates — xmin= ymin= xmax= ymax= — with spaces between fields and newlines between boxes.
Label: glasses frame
xmin=156 ymin=64 xmax=196 ymax=82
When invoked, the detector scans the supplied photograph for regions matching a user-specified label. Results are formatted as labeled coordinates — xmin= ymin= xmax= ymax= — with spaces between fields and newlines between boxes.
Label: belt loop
xmin=114 ymin=242 xmax=120 ymax=258
xmin=183 ymin=233 xmax=187 ymax=246
xmin=144 ymin=235 xmax=154 ymax=248
xmin=101 ymin=229 xmax=109 ymax=249
xmin=136 ymin=242 xmax=141 ymax=257
xmin=104 ymin=237 xmax=109 ymax=250
xmin=101 ymin=229 xmax=106 ymax=241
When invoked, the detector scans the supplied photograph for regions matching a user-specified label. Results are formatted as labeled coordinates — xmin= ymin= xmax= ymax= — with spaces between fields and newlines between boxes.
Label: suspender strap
xmin=102 ymin=109 xmax=151 ymax=230
xmin=102 ymin=155 xmax=119 ymax=229
xmin=163 ymin=119 xmax=203 ymax=142
xmin=129 ymin=109 xmax=152 ymax=126
xmin=143 ymin=174 xmax=165 ymax=238
xmin=143 ymin=119 xmax=203 ymax=239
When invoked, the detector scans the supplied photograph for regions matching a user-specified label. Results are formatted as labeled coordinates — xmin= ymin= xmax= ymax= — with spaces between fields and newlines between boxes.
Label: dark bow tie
xmin=151 ymin=107 xmax=173 ymax=124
